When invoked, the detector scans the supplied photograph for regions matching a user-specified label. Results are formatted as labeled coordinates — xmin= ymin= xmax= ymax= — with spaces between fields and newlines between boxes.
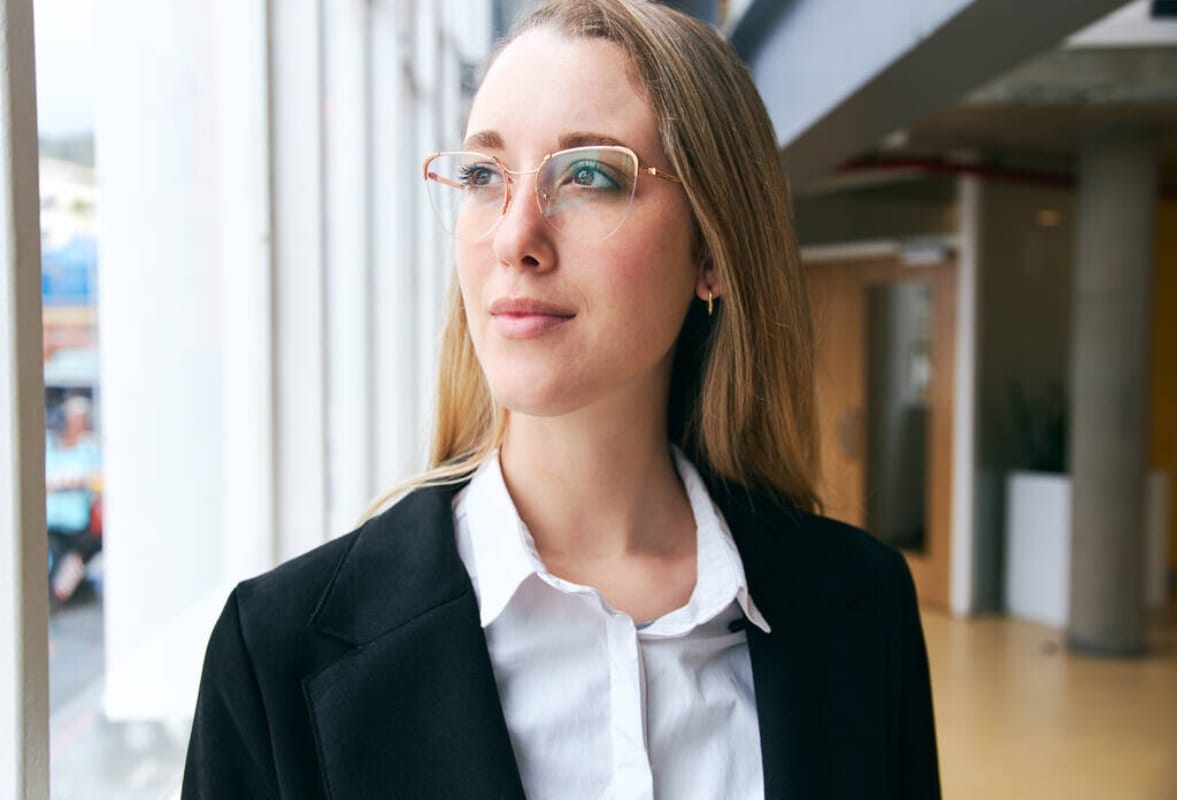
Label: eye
xmin=563 ymin=159 xmax=620 ymax=191
xmin=458 ymin=162 xmax=503 ymax=189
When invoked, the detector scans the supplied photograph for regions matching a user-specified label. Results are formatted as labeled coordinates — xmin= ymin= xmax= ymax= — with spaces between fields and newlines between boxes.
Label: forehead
xmin=465 ymin=28 xmax=660 ymax=159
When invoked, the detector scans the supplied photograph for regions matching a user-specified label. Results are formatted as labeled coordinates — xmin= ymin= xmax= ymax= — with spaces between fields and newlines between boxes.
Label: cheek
xmin=584 ymin=261 xmax=693 ymax=379
xmin=600 ymin=220 xmax=696 ymax=321
xmin=455 ymin=242 xmax=482 ymax=294
xmin=455 ymin=246 xmax=489 ymax=327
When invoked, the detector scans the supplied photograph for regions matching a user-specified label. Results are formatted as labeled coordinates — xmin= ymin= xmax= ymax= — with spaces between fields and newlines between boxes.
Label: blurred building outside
xmin=2 ymin=0 xmax=1175 ymax=797
xmin=40 ymin=153 xmax=103 ymax=596
xmin=40 ymin=157 xmax=98 ymax=364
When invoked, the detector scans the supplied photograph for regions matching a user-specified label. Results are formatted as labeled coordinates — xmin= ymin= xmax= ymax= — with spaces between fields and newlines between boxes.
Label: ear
xmin=695 ymin=262 xmax=721 ymax=302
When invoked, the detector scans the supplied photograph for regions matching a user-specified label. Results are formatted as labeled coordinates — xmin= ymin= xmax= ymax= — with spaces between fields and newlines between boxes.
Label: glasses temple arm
xmin=642 ymin=166 xmax=683 ymax=184
xmin=425 ymin=170 xmax=467 ymax=190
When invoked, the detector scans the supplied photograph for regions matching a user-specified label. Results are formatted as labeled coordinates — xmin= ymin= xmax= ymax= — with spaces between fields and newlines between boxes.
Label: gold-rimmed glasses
xmin=421 ymin=145 xmax=682 ymax=242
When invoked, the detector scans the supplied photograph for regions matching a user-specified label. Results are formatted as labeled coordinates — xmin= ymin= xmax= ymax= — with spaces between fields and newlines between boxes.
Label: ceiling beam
xmin=733 ymin=0 xmax=1133 ymax=186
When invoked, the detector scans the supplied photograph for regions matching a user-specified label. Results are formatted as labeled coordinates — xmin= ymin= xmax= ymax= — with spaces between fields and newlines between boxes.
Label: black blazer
xmin=182 ymin=479 xmax=941 ymax=799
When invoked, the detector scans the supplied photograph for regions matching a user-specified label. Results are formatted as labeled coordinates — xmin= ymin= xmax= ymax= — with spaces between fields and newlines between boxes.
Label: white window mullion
xmin=0 ymin=0 xmax=49 ymax=791
xmin=371 ymin=0 xmax=424 ymax=488
xmin=436 ymin=0 xmax=460 ymax=315
xmin=324 ymin=0 xmax=375 ymax=536
xmin=414 ymin=0 xmax=444 ymax=429
xmin=216 ymin=0 xmax=275 ymax=579
xmin=271 ymin=0 xmax=330 ymax=559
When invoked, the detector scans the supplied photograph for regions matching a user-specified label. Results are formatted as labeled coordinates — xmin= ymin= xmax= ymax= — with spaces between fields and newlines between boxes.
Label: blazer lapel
xmin=711 ymin=483 xmax=879 ymax=800
xmin=303 ymin=484 xmax=525 ymax=800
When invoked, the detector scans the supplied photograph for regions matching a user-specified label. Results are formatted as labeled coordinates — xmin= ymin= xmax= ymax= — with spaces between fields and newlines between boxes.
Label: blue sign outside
xmin=42 ymin=235 xmax=97 ymax=307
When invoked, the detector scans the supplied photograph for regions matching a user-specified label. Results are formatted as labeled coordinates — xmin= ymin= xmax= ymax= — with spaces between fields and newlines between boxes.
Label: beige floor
xmin=924 ymin=606 xmax=1177 ymax=800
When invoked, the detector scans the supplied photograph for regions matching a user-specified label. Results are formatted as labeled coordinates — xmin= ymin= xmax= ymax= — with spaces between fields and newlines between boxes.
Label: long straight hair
xmin=366 ymin=0 xmax=820 ymax=517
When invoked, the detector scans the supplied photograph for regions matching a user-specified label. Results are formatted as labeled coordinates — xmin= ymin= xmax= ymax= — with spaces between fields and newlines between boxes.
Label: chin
xmin=490 ymin=386 xmax=581 ymax=418
xmin=486 ymin=370 xmax=589 ymax=419
xmin=475 ymin=342 xmax=587 ymax=416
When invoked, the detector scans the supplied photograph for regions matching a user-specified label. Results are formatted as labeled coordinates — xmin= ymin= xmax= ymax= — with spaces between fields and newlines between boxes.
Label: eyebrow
xmin=559 ymin=131 xmax=626 ymax=150
xmin=463 ymin=130 xmax=504 ymax=151
xmin=461 ymin=129 xmax=629 ymax=153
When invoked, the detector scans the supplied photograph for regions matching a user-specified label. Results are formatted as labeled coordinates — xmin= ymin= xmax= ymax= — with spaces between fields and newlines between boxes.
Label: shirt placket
xmin=605 ymin=612 xmax=653 ymax=800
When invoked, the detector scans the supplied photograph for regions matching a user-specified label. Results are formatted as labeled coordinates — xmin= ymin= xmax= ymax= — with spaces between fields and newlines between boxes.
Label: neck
xmin=498 ymin=390 xmax=692 ymax=562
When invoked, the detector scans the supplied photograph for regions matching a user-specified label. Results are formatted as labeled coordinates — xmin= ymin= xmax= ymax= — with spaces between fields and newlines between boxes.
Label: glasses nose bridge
xmin=500 ymin=159 xmax=549 ymax=221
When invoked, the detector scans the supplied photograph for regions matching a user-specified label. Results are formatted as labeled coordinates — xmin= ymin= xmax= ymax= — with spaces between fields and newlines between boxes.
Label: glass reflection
xmin=866 ymin=281 xmax=931 ymax=552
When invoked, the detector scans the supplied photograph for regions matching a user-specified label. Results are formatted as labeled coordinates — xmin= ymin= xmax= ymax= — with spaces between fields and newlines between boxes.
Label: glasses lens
xmin=539 ymin=147 xmax=638 ymax=240
xmin=423 ymin=147 xmax=642 ymax=241
xmin=424 ymin=152 xmax=506 ymax=240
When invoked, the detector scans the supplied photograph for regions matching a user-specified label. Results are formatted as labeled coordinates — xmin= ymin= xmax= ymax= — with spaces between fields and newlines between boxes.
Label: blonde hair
xmin=366 ymin=0 xmax=819 ymax=517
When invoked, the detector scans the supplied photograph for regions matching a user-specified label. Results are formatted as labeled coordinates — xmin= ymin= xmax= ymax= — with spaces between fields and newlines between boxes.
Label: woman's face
xmin=457 ymin=28 xmax=702 ymax=420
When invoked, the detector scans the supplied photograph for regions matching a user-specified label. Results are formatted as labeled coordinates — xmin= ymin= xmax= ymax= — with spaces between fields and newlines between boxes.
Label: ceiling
xmin=871 ymin=47 xmax=1177 ymax=190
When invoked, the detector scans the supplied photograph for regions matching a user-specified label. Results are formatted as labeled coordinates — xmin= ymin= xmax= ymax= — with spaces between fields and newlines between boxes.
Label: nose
xmin=491 ymin=172 xmax=557 ymax=272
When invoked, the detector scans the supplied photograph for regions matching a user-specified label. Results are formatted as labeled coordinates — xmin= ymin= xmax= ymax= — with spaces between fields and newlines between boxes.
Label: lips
xmin=489 ymin=296 xmax=575 ymax=339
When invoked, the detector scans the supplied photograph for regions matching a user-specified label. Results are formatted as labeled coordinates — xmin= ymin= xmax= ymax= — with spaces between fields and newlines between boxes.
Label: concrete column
xmin=1067 ymin=129 xmax=1157 ymax=657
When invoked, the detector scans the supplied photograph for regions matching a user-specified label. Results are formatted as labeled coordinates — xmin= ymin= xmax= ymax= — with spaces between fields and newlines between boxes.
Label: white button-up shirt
xmin=453 ymin=448 xmax=770 ymax=800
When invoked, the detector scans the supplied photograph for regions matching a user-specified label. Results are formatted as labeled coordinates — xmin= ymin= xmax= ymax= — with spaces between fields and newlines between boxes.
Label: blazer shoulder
xmin=726 ymin=490 xmax=913 ymax=604
xmin=792 ymin=509 xmax=915 ymax=593
xmin=230 ymin=522 xmax=365 ymax=651
xmin=231 ymin=481 xmax=468 ymax=649
xmin=792 ymin=509 xmax=907 ymax=566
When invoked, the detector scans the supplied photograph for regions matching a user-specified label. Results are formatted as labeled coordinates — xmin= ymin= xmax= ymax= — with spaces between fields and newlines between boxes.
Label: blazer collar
xmin=310 ymin=482 xmax=473 ymax=645
xmin=304 ymin=481 xmax=526 ymax=799
xmin=707 ymin=479 xmax=881 ymax=800
xmin=704 ymin=478 xmax=879 ymax=608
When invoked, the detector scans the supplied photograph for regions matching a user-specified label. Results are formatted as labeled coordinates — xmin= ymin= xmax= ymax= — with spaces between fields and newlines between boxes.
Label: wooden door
xmin=805 ymin=256 xmax=956 ymax=608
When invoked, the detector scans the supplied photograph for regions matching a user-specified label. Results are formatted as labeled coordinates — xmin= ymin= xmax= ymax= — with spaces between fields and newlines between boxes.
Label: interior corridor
xmin=926 ymin=604 xmax=1177 ymax=799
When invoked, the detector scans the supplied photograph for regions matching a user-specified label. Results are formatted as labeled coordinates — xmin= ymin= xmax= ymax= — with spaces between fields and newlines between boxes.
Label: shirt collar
xmin=653 ymin=447 xmax=771 ymax=637
xmin=459 ymin=453 xmax=541 ymax=628
xmin=458 ymin=448 xmax=771 ymax=635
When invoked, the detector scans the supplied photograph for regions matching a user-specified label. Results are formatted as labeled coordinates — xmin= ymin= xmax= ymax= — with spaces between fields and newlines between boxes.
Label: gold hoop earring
xmin=707 ymin=289 xmax=714 ymax=317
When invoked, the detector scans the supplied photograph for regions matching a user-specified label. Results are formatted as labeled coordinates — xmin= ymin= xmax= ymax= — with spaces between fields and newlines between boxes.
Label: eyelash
xmin=458 ymin=164 xmax=499 ymax=186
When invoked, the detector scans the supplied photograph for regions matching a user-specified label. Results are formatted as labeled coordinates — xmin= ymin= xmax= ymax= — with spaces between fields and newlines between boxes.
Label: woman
xmin=183 ymin=1 xmax=940 ymax=798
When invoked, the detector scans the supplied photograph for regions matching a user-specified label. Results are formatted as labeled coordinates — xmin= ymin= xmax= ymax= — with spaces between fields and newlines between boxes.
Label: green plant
xmin=1009 ymin=382 xmax=1068 ymax=473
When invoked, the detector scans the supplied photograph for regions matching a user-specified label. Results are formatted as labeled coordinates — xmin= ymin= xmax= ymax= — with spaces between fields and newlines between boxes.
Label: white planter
xmin=1004 ymin=469 xmax=1172 ymax=629
xmin=1005 ymin=472 xmax=1071 ymax=628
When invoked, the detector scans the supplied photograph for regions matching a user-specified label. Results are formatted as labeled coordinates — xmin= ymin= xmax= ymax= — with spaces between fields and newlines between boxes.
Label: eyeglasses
xmin=421 ymin=145 xmax=682 ymax=242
